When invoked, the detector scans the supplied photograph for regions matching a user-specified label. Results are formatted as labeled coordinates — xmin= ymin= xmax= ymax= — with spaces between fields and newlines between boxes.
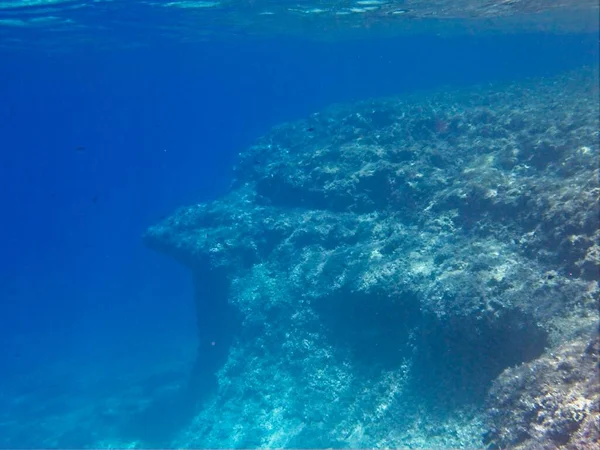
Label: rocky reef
xmin=144 ymin=68 xmax=599 ymax=448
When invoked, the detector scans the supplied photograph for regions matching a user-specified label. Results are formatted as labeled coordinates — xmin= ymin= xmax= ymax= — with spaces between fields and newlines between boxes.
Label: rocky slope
xmin=144 ymin=68 xmax=599 ymax=448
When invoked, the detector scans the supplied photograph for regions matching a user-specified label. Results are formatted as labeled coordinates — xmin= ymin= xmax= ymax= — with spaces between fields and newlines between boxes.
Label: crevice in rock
xmin=314 ymin=289 xmax=421 ymax=371
xmin=255 ymin=175 xmax=353 ymax=212
xmin=413 ymin=308 xmax=549 ymax=406
xmin=316 ymin=286 xmax=549 ymax=408
xmin=187 ymin=268 xmax=243 ymax=402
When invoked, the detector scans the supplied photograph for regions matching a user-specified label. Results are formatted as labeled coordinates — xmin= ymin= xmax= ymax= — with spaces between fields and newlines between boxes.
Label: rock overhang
xmin=144 ymin=68 xmax=599 ymax=448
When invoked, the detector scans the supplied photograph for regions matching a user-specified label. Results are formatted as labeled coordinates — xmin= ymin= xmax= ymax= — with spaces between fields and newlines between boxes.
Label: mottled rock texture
xmin=145 ymin=68 xmax=599 ymax=448
xmin=485 ymin=329 xmax=599 ymax=449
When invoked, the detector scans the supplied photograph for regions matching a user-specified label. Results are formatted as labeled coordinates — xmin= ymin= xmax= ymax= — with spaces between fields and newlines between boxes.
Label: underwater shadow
xmin=122 ymin=386 xmax=197 ymax=447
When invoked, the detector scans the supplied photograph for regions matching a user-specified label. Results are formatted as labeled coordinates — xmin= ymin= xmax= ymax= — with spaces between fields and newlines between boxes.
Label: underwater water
xmin=0 ymin=0 xmax=599 ymax=448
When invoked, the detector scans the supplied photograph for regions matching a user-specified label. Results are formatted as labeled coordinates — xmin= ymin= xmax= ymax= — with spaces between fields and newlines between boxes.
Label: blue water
xmin=0 ymin=4 xmax=598 ymax=446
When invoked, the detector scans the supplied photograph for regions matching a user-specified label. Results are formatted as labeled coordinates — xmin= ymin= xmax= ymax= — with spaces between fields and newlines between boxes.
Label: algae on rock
xmin=144 ymin=68 xmax=599 ymax=449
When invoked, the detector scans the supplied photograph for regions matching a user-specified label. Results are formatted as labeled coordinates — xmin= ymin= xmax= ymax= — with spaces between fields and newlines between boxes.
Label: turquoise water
xmin=0 ymin=1 xmax=598 ymax=448
xmin=0 ymin=0 xmax=598 ymax=50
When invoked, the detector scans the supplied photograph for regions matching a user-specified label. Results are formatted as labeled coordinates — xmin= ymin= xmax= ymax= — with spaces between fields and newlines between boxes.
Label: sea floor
xmin=0 ymin=332 xmax=197 ymax=448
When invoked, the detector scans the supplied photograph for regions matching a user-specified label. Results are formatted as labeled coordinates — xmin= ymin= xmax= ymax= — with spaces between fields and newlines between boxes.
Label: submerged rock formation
xmin=144 ymin=68 xmax=599 ymax=448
